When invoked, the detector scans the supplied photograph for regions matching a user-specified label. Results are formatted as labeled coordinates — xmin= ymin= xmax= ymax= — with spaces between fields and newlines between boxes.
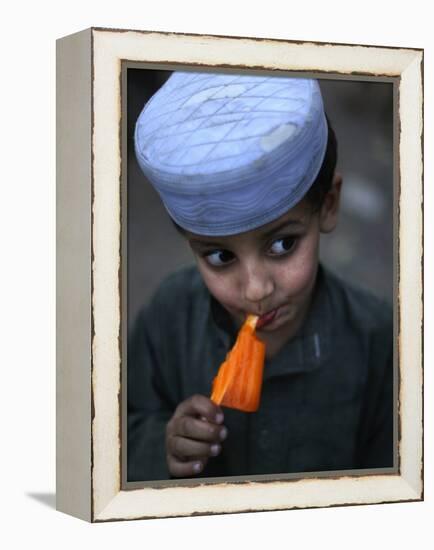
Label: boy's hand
xmin=166 ymin=394 xmax=228 ymax=477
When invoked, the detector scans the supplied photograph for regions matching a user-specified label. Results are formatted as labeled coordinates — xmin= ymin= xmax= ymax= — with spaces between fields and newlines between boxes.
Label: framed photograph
xmin=56 ymin=27 xmax=423 ymax=522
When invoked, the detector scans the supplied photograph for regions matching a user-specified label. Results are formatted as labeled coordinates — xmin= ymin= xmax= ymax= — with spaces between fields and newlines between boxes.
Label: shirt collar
xmin=208 ymin=264 xmax=332 ymax=379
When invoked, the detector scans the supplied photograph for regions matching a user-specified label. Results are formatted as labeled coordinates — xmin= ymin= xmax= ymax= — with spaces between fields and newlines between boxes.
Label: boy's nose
xmin=242 ymin=264 xmax=274 ymax=307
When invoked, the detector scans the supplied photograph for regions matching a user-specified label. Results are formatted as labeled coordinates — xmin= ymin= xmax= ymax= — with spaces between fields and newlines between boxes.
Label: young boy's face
xmin=186 ymin=176 xmax=342 ymax=358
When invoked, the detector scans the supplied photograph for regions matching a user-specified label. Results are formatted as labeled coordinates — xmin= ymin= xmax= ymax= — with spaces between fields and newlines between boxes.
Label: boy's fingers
xmin=167 ymin=435 xmax=221 ymax=461
xmin=176 ymin=394 xmax=224 ymax=424
xmin=166 ymin=394 xmax=227 ymax=478
xmin=176 ymin=415 xmax=226 ymax=443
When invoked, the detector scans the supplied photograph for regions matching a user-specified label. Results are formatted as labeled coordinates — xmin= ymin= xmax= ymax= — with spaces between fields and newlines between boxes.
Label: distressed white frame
xmin=56 ymin=27 xmax=423 ymax=522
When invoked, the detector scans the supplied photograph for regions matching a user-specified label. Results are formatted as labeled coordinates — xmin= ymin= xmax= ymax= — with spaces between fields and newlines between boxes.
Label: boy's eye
xmin=269 ymin=236 xmax=297 ymax=256
xmin=204 ymin=249 xmax=235 ymax=267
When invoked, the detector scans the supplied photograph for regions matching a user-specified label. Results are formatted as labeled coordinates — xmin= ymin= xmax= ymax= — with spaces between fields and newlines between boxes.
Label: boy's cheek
xmin=278 ymin=266 xmax=316 ymax=305
xmin=280 ymin=241 xmax=319 ymax=294
xmin=197 ymin=267 xmax=239 ymax=311
xmin=210 ymin=285 xmax=241 ymax=316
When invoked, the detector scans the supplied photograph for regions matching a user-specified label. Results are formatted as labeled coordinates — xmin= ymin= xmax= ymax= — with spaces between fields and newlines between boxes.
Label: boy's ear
xmin=319 ymin=172 xmax=343 ymax=233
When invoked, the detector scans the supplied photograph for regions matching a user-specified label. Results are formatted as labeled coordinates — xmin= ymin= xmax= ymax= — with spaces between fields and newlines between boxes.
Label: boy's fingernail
xmin=219 ymin=427 xmax=228 ymax=441
xmin=215 ymin=412 xmax=224 ymax=424
xmin=193 ymin=462 xmax=202 ymax=473
xmin=210 ymin=444 xmax=221 ymax=456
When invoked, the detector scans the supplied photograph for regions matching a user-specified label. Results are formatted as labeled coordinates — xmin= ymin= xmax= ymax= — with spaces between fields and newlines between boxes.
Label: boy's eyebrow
xmin=188 ymin=218 xmax=303 ymax=249
xmin=260 ymin=218 xmax=303 ymax=240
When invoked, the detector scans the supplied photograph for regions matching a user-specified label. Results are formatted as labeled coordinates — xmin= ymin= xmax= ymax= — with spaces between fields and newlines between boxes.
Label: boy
xmin=128 ymin=72 xmax=393 ymax=481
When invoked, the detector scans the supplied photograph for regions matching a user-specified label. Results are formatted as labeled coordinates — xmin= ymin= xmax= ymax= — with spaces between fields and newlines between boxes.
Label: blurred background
xmin=127 ymin=69 xmax=394 ymax=334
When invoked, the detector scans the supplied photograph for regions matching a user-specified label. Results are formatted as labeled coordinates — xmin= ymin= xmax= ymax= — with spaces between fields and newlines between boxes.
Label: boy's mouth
xmin=256 ymin=308 xmax=278 ymax=329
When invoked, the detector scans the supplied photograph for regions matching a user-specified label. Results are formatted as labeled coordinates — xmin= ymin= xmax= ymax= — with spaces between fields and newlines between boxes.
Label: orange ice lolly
xmin=211 ymin=314 xmax=266 ymax=412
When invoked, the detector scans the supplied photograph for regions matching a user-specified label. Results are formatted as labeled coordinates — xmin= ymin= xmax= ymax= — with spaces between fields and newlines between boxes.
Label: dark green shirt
xmin=127 ymin=264 xmax=394 ymax=481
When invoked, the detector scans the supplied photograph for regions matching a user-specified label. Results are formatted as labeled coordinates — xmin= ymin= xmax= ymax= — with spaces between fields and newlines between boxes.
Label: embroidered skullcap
xmin=134 ymin=71 xmax=328 ymax=236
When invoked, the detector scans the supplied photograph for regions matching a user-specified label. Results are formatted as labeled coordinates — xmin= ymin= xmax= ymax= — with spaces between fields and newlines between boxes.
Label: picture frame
xmin=56 ymin=27 xmax=423 ymax=522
